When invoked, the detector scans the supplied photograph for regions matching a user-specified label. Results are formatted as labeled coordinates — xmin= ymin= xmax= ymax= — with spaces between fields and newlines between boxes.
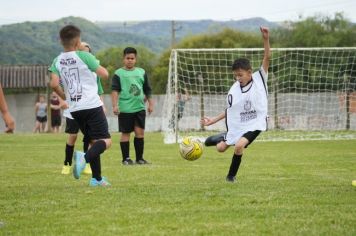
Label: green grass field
xmin=0 ymin=133 xmax=355 ymax=235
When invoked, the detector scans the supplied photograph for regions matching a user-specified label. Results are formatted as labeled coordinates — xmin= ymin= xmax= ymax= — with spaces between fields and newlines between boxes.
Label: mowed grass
xmin=0 ymin=133 xmax=355 ymax=236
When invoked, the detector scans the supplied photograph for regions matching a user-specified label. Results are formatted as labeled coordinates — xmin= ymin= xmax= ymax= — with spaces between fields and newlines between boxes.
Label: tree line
xmin=96 ymin=13 xmax=356 ymax=94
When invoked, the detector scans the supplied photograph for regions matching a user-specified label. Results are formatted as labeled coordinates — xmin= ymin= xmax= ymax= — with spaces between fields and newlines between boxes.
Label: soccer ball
xmin=179 ymin=137 xmax=203 ymax=161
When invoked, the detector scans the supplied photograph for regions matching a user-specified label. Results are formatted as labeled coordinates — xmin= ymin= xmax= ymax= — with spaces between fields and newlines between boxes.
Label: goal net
xmin=162 ymin=48 xmax=356 ymax=143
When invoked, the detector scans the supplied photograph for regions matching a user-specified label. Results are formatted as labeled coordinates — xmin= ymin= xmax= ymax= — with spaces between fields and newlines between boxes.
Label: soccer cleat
xmin=89 ymin=177 xmax=111 ymax=187
xmin=122 ymin=158 xmax=134 ymax=165
xmin=226 ymin=175 xmax=236 ymax=183
xmin=205 ymin=132 xmax=226 ymax=146
xmin=83 ymin=163 xmax=92 ymax=175
xmin=73 ymin=151 xmax=86 ymax=179
xmin=136 ymin=159 xmax=150 ymax=165
xmin=61 ymin=165 xmax=71 ymax=175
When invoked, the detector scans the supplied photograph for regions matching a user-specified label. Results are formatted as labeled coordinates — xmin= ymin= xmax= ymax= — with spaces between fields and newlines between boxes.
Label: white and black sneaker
xmin=122 ymin=158 xmax=134 ymax=165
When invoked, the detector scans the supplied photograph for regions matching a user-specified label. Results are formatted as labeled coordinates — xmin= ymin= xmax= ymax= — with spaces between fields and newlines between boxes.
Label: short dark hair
xmin=123 ymin=47 xmax=137 ymax=56
xmin=59 ymin=25 xmax=81 ymax=47
xmin=232 ymin=58 xmax=252 ymax=71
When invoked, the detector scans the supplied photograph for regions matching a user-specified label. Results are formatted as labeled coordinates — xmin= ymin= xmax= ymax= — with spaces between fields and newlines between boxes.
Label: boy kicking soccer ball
xmin=50 ymin=25 xmax=111 ymax=187
xmin=201 ymin=27 xmax=270 ymax=183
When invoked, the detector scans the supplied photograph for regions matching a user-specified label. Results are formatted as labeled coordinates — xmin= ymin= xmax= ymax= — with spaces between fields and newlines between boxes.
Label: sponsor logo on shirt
xmin=240 ymin=100 xmax=257 ymax=122
xmin=70 ymin=95 xmax=82 ymax=102
xmin=60 ymin=58 xmax=77 ymax=65
xmin=129 ymin=84 xmax=141 ymax=96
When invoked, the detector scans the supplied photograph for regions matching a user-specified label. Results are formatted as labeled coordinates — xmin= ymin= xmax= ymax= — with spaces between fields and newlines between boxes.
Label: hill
xmin=97 ymin=17 xmax=278 ymax=41
xmin=0 ymin=17 xmax=162 ymax=64
xmin=96 ymin=18 xmax=279 ymax=47
xmin=0 ymin=17 xmax=278 ymax=65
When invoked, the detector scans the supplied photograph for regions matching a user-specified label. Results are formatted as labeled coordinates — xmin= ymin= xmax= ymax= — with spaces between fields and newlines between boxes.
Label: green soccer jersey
xmin=112 ymin=67 xmax=152 ymax=113
xmin=97 ymin=77 xmax=104 ymax=95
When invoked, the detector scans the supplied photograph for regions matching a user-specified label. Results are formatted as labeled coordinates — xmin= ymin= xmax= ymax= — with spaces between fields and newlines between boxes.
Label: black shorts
xmin=118 ymin=110 xmax=146 ymax=133
xmin=71 ymin=106 xmax=111 ymax=141
xmin=36 ymin=116 xmax=47 ymax=123
xmin=65 ymin=117 xmax=80 ymax=134
xmin=242 ymin=130 xmax=261 ymax=148
xmin=51 ymin=115 xmax=62 ymax=127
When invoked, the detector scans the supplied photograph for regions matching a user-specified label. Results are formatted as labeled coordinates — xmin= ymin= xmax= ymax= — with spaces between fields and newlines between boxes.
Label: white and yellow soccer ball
xmin=179 ymin=137 xmax=203 ymax=161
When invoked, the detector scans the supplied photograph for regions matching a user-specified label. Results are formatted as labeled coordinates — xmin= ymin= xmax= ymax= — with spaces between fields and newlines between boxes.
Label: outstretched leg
xmin=204 ymin=132 xmax=226 ymax=146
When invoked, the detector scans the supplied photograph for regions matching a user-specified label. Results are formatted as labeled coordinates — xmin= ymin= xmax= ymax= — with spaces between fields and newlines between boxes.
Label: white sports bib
xmin=225 ymin=67 xmax=268 ymax=145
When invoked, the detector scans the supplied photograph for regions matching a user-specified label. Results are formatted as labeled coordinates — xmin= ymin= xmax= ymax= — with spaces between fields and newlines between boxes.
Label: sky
xmin=0 ymin=0 xmax=355 ymax=24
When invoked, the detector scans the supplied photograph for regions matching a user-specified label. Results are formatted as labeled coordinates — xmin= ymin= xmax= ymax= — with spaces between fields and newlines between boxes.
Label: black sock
xmin=205 ymin=132 xmax=226 ymax=146
xmin=134 ymin=137 xmax=144 ymax=161
xmin=84 ymin=140 xmax=106 ymax=163
xmin=227 ymin=154 xmax=242 ymax=177
xmin=64 ymin=144 xmax=74 ymax=166
xmin=90 ymin=157 xmax=102 ymax=181
xmin=83 ymin=140 xmax=89 ymax=153
xmin=120 ymin=141 xmax=130 ymax=161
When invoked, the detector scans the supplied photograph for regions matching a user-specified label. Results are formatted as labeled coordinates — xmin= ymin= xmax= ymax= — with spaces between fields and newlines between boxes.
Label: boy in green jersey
xmin=111 ymin=47 xmax=154 ymax=165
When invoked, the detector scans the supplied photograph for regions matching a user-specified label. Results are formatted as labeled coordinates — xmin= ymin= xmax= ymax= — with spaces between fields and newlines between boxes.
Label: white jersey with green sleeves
xmin=62 ymin=71 xmax=103 ymax=119
xmin=50 ymin=51 xmax=102 ymax=114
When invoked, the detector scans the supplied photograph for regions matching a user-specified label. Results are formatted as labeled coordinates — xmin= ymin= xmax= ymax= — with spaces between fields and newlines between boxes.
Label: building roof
xmin=0 ymin=65 xmax=49 ymax=89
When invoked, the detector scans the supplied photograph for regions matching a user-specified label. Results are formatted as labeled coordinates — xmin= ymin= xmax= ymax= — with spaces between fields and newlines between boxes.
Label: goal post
xmin=162 ymin=48 xmax=356 ymax=143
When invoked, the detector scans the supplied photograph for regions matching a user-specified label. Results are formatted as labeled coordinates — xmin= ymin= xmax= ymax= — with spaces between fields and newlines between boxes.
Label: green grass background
xmin=0 ymin=133 xmax=355 ymax=235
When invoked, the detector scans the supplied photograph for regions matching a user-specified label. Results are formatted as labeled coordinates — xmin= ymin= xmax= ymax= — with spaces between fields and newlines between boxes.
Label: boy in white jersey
xmin=49 ymin=25 xmax=112 ymax=187
xmin=61 ymin=42 xmax=105 ymax=176
xmin=201 ymin=27 xmax=270 ymax=183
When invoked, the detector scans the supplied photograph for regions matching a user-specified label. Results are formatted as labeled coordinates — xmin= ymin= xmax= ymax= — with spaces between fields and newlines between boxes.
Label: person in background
xmin=50 ymin=92 xmax=62 ymax=133
xmin=111 ymin=47 xmax=154 ymax=165
xmin=79 ymin=42 xmax=106 ymax=113
xmin=33 ymin=94 xmax=47 ymax=133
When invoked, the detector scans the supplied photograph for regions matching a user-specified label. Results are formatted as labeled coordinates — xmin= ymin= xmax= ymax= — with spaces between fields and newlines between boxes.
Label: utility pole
xmin=171 ymin=20 xmax=182 ymax=48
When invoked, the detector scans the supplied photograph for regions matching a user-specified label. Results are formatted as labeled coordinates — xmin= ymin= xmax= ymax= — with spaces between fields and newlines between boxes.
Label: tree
xmin=151 ymin=28 xmax=263 ymax=94
xmin=272 ymin=13 xmax=356 ymax=47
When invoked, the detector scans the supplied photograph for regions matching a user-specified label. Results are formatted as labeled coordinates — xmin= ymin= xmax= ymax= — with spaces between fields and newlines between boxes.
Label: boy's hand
xmin=260 ymin=26 xmax=269 ymax=40
xmin=201 ymin=117 xmax=213 ymax=126
xmin=2 ymin=111 xmax=15 ymax=133
xmin=60 ymin=101 xmax=69 ymax=109
xmin=113 ymin=106 xmax=119 ymax=115
xmin=102 ymin=105 xmax=107 ymax=114
xmin=147 ymin=104 xmax=153 ymax=114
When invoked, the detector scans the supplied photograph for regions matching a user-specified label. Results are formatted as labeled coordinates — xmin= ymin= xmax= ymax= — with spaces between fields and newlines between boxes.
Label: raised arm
xmin=260 ymin=26 xmax=270 ymax=73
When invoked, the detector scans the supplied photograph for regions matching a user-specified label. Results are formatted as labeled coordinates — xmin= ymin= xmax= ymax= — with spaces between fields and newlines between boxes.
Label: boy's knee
xmin=216 ymin=142 xmax=228 ymax=152
xmin=104 ymin=139 xmax=112 ymax=149
xmin=234 ymin=144 xmax=244 ymax=155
